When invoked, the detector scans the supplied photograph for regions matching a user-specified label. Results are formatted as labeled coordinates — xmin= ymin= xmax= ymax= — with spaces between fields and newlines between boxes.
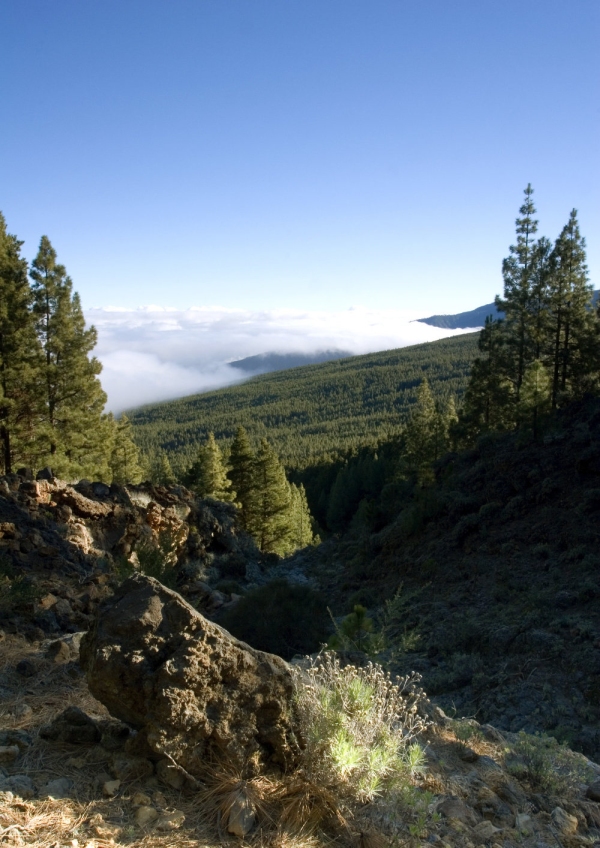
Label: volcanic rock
xmin=80 ymin=574 xmax=300 ymax=774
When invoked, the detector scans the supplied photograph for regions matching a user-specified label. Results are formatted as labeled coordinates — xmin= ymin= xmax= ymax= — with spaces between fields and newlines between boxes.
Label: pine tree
xmin=326 ymin=461 xmax=362 ymax=530
xmin=457 ymin=316 xmax=515 ymax=441
xmin=547 ymin=210 xmax=596 ymax=407
xmin=184 ymin=432 xmax=234 ymax=500
xmin=528 ymin=237 xmax=553 ymax=361
xmin=443 ymin=396 xmax=459 ymax=451
xmin=289 ymin=482 xmax=314 ymax=548
xmin=403 ymin=379 xmax=442 ymax=484
xmin=108 ymin=414 xmax=145 ymax=484
xmin=518 ymin=360 xmax=551 ymax=439
xmin=496 ymin=184 xmax=539 ymax=400
xmin=152 ymin=452 xmax=176 ymax=486
xmin=0 ymin=215 xmax=42 ymax=474
xmin=29 ymin=236 xmax=108 ymax=479
xmin=228 ymin=426 xmax=257 ymax=526
xmin=249 ymin=438 xmax=294 ymax=555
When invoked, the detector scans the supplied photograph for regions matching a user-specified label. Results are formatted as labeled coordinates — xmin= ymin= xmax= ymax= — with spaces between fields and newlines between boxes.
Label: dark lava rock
xmin=80 ymin=573 xmax=301 ymax=774
xmin=39 ymin=707 xmax=101 ymax=746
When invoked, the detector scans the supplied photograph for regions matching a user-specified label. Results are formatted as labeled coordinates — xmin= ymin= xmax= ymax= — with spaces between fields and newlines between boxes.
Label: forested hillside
xmin=127 ymin=332 xmax=479 ymax=472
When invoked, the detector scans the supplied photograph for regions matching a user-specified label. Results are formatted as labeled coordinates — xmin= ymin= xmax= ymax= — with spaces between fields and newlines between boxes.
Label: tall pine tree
xmin=184 ymin=432 xmax=234 ymax=500
xmin=108 ymin=414 xmax=145 ymax=484
xmin=518 ymin=360 xmax=551 ymax=440
xmin=496 ymin=183 xmax=539 ymax=402
xmin=228 ymin=426 xmax=258 ymax=528
xmin=459 ymin=189 xmax=598 ymax=442
xmin=403 ymin=379 xmax=455 ymax=484
xmin=458 ymin=316 xmax=514 ymax=441
xmin=30 ymin=236 xmax=108 ymax=479
xmin=289 ymin=482 xmax=315 ymax=548
xmin=249 ymin=438 xmax=294 ymax=555
xmin=547 ymin=209 xmax=596 ymax=406
xmin=0 ymin=215 xmax=42 ymax=474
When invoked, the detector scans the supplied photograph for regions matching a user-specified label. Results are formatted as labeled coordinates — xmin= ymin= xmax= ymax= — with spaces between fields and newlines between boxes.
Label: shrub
xmin=327 ymin=605 xmax=383 ymax=655
xmin=198 ymin=653 xmax=433 ymax=840
xmin=113 ymin=530 xmax=179 ymax=588
xmin=218 ymin=579 xmax=330 ymax=660
xmin=292 ymin=653 xmax=429 ymax=805
xmin=451 ymin=512 xmax=480 ymax=543
xmin=506 ymin=730 xmax=595 ymax=796
xmin=214 ymin=579 xmax=245 ymax=595
xmin=0 ymin=556 xmax=39 ymax=612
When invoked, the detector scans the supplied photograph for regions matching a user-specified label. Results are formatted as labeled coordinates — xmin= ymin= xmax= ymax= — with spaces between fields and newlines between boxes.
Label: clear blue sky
xmin=1 ymin=0 xmax=598 ymax=314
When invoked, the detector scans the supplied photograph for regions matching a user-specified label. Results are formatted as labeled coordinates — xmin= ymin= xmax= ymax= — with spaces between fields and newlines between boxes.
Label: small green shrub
xmin=293 ymin=653 xmax=429 ymax=804
xmin=219 ymin=579 xmax=330 ymax=660
xmin=347 ymin=587 xmax=380 ymax=610
xmin=113 ymin=530 xmax=179 ymax=588
xmin=478 ymin=501 xmax=502 ymax=521
xmin=215 ymin=551 xmax=248 ymax=579
xmin=0 ymin=556 xmax=39 ymax=612
xmin=452 ymin=719 xmax=483 ymax=748
xmin=451 ymin=512 xmax=480 ymax=543
xmin=506 ymin=731 xmax=594 ymax=796
xmin=328 ymin=605 xmax=383 ymax=655
xmin=501 ymin=495 xmax=525 ymax=520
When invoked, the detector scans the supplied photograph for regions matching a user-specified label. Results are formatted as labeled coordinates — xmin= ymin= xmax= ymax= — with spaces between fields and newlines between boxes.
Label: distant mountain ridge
xmin=417 ymin=290 xmax=600 ymax=330
xmin=230 ymin=349 xmax=353 ymax=374
xmin=416 ymin=302 xmax=501 ymax=329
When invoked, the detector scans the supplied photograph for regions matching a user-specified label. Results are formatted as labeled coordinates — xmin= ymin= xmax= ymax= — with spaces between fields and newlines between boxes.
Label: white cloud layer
xmin=87 ymin=305 xmax=476 ymax=413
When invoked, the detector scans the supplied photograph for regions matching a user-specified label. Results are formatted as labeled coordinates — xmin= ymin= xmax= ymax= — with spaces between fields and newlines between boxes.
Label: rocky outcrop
xmin=0 ymin=470 xmax=262 ymax=637
xmin=80 ymin=574 xmax=300 ymax=774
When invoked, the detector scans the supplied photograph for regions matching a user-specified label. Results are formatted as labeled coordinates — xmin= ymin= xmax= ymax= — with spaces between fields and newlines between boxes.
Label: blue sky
xmin=2 ymin=0 xmax=598 ymax=316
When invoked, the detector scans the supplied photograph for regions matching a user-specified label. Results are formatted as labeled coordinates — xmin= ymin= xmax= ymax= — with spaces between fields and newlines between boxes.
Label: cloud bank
xmin=87 ymin=305 xmax=476 ymax=413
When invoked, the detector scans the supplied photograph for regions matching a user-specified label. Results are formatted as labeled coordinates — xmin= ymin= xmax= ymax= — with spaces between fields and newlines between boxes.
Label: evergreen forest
xmin=128 ymin=185 xmax=597 ymax=537
xmin=1 ymin=184 xmax=595 ymax=552
xmin=127 ymin=333 xmax=479 ymax=470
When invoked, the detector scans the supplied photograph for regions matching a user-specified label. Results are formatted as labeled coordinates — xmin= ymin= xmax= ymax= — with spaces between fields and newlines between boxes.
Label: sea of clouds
xmin=86 ymin=305 xmax=476 ymax=413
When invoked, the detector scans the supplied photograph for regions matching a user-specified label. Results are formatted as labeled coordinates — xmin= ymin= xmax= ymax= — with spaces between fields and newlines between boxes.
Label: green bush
xmin=328 ymin=604 xmax=383 ymax=655
xmin=0 ymin=556 xmax=39 ymax=612
xmin=293 ymin=653 xmax=429 ymax=804
xmin=506 ymin=731 xmax=594 ymax=796
xmin=218 ymin=579 xmax=330 ymax=659
xmin=214 ymin=579 xmax=245 ymax=595
xmin=113 ymin=530 xmax=179 ymax=589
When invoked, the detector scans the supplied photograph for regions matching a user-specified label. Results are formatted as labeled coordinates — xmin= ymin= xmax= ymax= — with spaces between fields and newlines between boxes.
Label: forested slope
xmin=128 ymin=332 xmax=479 ymax=470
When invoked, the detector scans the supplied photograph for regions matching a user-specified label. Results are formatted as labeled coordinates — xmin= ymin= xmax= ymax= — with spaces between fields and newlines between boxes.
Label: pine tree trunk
xmin=0 ymin=425 xmax=11 ymax=475
xmin=561 ymin=309 xmax=571 ymax=393
xmin=552 ymin=311 xmax=562 ymax=409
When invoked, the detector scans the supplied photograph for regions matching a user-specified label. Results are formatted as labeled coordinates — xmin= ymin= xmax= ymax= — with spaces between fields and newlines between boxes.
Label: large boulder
xmin=79 ymin=574 xmax=300 ymax=775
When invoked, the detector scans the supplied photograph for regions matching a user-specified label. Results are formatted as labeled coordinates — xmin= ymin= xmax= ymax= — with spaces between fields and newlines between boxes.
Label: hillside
xmin=128 ymin=332 xmax=479 ymax=471
xmin=230 ymin=349 xmax=353 ymax=374
xmin=3 ymin=422 xmax=600 ymax=847
xmin=309 ymin=396 xmax=600 ymax=762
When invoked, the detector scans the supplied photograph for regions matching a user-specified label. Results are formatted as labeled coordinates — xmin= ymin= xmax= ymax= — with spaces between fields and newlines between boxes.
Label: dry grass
xmin=0 ymin=634 xmax=108 ymax=733
xmin=0 ymin=634 xmax=217 ymax=848
xmin=0 ymin=637 xmax=468 ymax=848
xmin=0 ymin=636 xmax=355 ymax=848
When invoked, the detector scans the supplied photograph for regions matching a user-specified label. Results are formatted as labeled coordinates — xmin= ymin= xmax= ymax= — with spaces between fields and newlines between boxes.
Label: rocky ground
xmin=2 ymin=624 xmax=600 ymax=848
xmin=0 ymin=470 xmax=268 ymax=641
xmin=3 ymin=398 xmax=600 ymax=845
